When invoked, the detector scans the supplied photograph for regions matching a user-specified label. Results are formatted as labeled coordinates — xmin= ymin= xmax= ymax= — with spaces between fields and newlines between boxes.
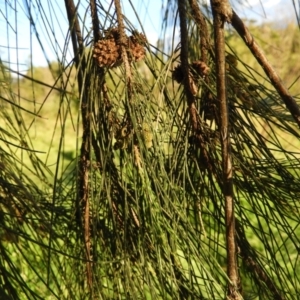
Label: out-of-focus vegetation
xmin=226 ymin=21 xmax=300 ymax=95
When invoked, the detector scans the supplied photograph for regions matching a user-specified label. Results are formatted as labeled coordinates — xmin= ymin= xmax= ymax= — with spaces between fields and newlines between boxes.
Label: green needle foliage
xmin=0 ymin=0 xmax=300 ymax=299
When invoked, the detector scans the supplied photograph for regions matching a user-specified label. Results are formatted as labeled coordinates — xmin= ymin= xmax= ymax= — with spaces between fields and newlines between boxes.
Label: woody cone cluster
xmin=93 ymin=28 xmax=146 ymax=68
xmin=172 ymin=60 xmax=210 ymax=96
xmin=172 ymin=60 xmax=210 ymax=83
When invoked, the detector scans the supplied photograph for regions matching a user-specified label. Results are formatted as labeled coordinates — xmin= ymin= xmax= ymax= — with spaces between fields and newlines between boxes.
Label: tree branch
xmin=114 ymin=0 xmax=132 ymax=89
xmin=188 ymin=0 xmax=210 ymax=63
xmin=231 ymin=10 xmax=300 ymax=128
xmin=65 ymin=0 xmax=92 ymax=289
xmin=177 ymin=0 xmax=198 ymax=131
xmin=210 ymin=1 xmax=240 ymax=299
xmin=90 ymin=0 xmax=100 ymax=43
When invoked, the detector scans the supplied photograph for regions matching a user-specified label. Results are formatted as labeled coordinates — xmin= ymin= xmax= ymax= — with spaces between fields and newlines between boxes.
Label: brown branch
xmin=188 ymin=0 xmax=210 ymax=63
xmin=178 ymin=0 xmax=219 ymax=182
xmin=114 ymin=0 xmax=132 ymax=89
xmin=89 ymin=0 xmax=107 ymax=170
xmin=210 ymin=1 xmax=240 ymax=299
xmin=65 ymin=0 xmax=84 ymax=73
xmin=188 ymin=0 xmax=215 ymax=130
xmin=65 ymin=0 xmax=92 ymax=289
xmin=90 ymin=0 xmax=100 ymax=42
xmin=231 ymin=10 xmax=300 ymax=128
xmin=177 ymin=0 xmax=198 ymax=132
xmin=90 ymin=0 xmax=113 ymax=169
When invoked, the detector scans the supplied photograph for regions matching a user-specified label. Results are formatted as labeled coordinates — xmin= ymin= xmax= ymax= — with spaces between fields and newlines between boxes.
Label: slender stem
xmin=65 ymin=0 xmax=92 ymax=290
xmin=114 ymin=0 xmax=132 ymax=87
xmin=65 ymin=0 xmax=84 ymax=90
xmin=231 ymin=10 xmax=300 ymax=129
xmin=177 ymin=0 xmax=198 ymax=131
xmin=210 ymin=1 xmax=240 ymax=298
xmin=188 ymin=0 xmax=210 ymax=62
xmin=178 ymin=0 xmax=218 ymax=182
xmin=90 ymin=0 xmax=100 ymax=42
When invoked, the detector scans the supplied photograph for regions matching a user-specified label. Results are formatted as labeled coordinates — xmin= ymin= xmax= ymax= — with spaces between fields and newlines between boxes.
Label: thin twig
xmin=114 ymin=0 xmax=132 ymax=88
xmin=65 ymin=0 xmax=92 ymax=290
xmin=231 ymin=10 xmax=300 ymax=128
xmin=90 ymin=0 xmax=100 ymax=42
xmin=65 ymin=0 xmax=84 ymax=73
xmin=178 ymin=0 xmax=218 ymax=182
xmin=188 ymin=0 xmax=210 ymax=62
xmin=177 ymin=2 xmax=203 ymax=297
xmin=177 ymin=0 xmax=198 ymax=131
xmin=210 ymin=0 xmax=240 ymax=299
xmin=188 ymin=0 xmax=214 ymax=129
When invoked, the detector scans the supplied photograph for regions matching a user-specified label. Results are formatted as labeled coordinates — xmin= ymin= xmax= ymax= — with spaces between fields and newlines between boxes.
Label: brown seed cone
xmin=130 ymin=31 xmax=147 ymax=45
xmin=191 ymin=60 xmax=210 ymax=78
xmin=201 ymin=91 xmax=217 ymax=121
xmin=128 ymin=33 xmax=146 ymax=61
xmin=172 ymin=64 xmax=197 ymax=94
xmin=128 ymin=43 xmax=146 ymax=61
xmin=172 ymin=64 xmax=184 ymax=83
xmin=94 ymin=29 xmax=147 ymax=67
xmin=93 ymin=38 xmax=122 ymax=68
xmin=104 ymin=27 xmax=121 ymax=42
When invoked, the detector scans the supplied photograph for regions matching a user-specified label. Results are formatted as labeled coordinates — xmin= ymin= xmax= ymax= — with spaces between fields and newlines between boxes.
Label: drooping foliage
xmin=0 ymin=0 xmax=300 ymax=299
